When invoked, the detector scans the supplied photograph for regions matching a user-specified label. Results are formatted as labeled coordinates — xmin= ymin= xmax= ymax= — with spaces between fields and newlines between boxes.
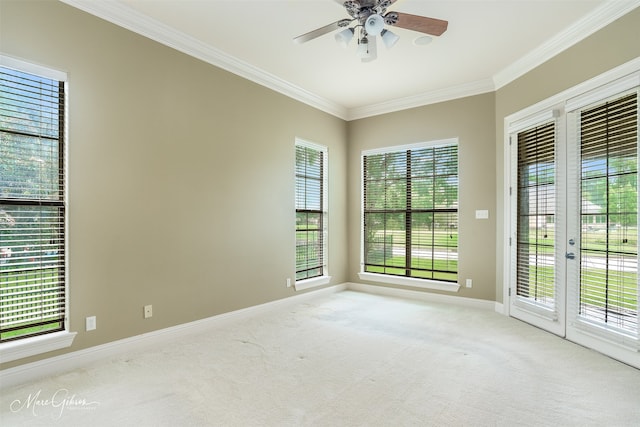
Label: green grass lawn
xmin=525 ymin=227 xmax=638 ymax=253
xmin=519 ymin=225 xmax=638 ymax=312
xmin=580 ymin=267 xmax=638 ymax=311
xmin=0 ymin=266 xmax=64 ymax=341
xmin=365 ymin=256 xmax=458 ymax=282
xmin=517 ymin=264 xmax=637 ymax=311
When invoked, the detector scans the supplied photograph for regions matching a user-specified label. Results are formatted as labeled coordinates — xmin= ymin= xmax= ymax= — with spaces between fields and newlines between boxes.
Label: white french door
xmin=509 ymin=111 xmax=567 ymax=337
xmin=508 ymin=70 xmax=640 ymax=368
xmin=565 ymin=85 xmax=640 ymax=363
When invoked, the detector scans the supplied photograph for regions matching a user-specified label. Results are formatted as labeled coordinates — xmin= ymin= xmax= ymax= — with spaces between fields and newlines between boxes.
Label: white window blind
xmin=362 ymin=142 xmax=458 ymax=282
xmin=295 ymin=142 xmax=326 ymax=281
xmin=0 ymin=64 xmax=66 ymax=342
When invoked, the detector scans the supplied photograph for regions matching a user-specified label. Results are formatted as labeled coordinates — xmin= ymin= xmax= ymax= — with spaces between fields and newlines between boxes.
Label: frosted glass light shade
xmin=381 ymin=29 xmax=399 ymax=49
xmin=364 ymin=14 xmax=384 ymax=36
xmin=335 ymin=28 xmax=355 ymax=47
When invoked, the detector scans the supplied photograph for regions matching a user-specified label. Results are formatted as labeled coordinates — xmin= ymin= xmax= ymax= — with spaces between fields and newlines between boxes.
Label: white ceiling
xmin=61 ymin=0 xmax=639 ymax=120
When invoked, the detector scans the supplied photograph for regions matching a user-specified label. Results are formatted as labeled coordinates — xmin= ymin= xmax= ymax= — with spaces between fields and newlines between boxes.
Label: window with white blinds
xmin=295 ymin=141 xmax=327 ymax=282
xmin=579 ymin=92 xmax=638 ymax=336
xmin=0 ymin=64 xmax=66 ymax=343
xmin=516 ymin=122 xmax=556 ymax=307
xmin=362 ymin=142 xmax=458 ymax=282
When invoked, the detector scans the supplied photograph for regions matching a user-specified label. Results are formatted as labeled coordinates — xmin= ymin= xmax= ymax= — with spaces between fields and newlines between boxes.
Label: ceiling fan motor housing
xmin=344 ymin=1 xmax=361 ymax=18
xmin=384 ymin=12 xmax=399 ymax=26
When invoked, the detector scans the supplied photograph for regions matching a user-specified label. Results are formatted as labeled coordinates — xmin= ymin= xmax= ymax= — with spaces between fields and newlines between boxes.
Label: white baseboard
xmin=346 ymin=282 xmax=498 ymax=311
xmin=0 ymin=283 xmax=347 ymax=390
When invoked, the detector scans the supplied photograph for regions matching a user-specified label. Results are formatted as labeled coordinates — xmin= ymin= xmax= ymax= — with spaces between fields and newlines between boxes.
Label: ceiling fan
xmin=294 ymin=0 xmax=448 ymax=62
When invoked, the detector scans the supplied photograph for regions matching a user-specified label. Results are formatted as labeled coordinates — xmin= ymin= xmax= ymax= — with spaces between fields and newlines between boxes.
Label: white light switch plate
xmin=475 ymin=209 xmax=489 ymax=219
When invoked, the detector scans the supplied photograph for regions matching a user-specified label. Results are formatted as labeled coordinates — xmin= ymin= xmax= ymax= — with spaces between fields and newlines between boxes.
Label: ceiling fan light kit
xmin=364 ymin=14 xmax=385 ymax=36
xmin=294 ymin=0 xmax=448 ymax=62
xmin=381 ymin=29 xmax=399 ymax=49
xmin=357 ymin=39 xmax=370 ymax=58
xmin=335 ymin=27 xmax=355 ymax=47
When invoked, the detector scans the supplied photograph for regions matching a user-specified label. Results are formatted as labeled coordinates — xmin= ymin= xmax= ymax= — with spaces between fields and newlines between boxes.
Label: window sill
xmin=0 ymin=331 xmax=77 ymax=364
xmin=294 ymin=275 xmax=332 ymax=291
xmin=358 ymin=272 xmax=461 ymax=293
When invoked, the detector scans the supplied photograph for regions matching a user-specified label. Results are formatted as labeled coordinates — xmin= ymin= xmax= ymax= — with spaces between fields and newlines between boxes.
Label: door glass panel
xmin=516 ymin=122 xmax=556 ymax=308
xmin=579 ymin=92 xmax=638 ymax=336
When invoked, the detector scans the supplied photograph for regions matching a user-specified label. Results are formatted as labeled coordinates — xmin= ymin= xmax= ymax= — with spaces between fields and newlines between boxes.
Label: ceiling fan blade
xmin=294 ymin=19 xmax=352 ymax=44
xmin=385 ymin=12 xmax=448 ymax=36
xmin=361 ymin=35 xmax=378 ymax=63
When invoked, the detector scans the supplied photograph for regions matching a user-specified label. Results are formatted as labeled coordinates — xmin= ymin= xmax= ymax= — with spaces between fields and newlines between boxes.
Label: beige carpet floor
xmin=1 ymin=290 xmax=640 ymax=426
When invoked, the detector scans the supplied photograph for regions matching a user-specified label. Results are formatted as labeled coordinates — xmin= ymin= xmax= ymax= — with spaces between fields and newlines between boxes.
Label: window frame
xmin=294 ymin=138 xmax=330 ymax=291
xmin=0 ymin=55 xmax=75 ymax=363
xmin=359 ymin=139 xmax=461 ymax=292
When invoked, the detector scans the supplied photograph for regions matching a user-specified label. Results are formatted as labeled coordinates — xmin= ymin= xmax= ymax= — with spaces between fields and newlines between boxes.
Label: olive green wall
xmin=0 ymin=0 xmax=348 ymax=369
xmin=347 ymin=94 xmax=497 ymax=301
xmin=494 ymin=7 xmax=640 ymax=303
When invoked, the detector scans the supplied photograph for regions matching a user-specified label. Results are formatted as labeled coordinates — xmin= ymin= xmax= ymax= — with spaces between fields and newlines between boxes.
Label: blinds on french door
xmin=579 ymin=92 xmax=638 ymax=337
xmin=516 ymin=122 xmax=556 ymax=309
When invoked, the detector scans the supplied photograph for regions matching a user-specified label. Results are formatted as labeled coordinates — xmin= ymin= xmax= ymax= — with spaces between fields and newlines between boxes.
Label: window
xmin=0 ymin=56 xmax=74 ymax=362
xmin=360 ymin=140 xmax=459 ymax=291
xmin=295 ymin=140 xmax=329 ymax=289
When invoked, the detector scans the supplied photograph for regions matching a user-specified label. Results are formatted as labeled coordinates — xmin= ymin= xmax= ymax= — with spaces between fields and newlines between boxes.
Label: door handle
xmin=565 ymin=252 xmax=575 ymax=260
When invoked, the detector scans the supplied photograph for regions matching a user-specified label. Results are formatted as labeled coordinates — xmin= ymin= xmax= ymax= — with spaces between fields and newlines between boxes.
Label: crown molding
xmin=493 ymin=0 xmax=640 ymax=90
xmin=59 ymin=0 xmax=348 ymax=120
xmin=60 ymin=0 xmax=639 ymax=121
xmin=346 ymin=78 xmax=495 ymax=121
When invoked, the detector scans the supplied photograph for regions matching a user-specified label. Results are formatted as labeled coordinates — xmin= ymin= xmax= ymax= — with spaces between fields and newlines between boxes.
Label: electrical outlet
xmin=465 ymin=279 xmax=473 ymax=288
xmin=286 ymin=278 xmax=292 ymax=288
xmin=144 ymin=305 xmax=153 ymax=319
xmin=86 ymin=316 xmax=96 ymax=331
